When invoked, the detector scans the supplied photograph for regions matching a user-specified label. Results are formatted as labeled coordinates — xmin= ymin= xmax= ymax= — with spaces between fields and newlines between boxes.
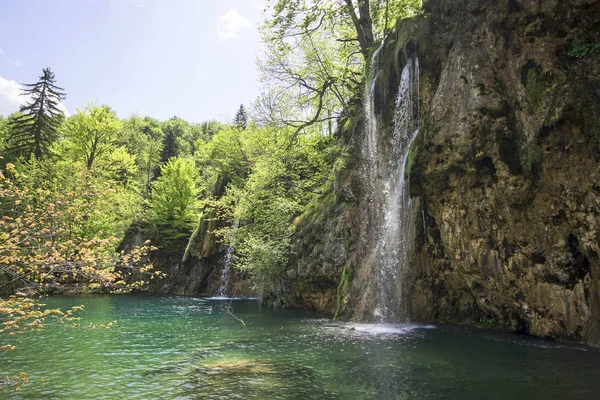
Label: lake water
xmin=2 ymin=295 xmax=600 ymax=399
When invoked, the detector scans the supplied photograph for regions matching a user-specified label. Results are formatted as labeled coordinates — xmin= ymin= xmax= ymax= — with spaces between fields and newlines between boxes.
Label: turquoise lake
xmin=2 ymin=295 xmax=600 ymax=399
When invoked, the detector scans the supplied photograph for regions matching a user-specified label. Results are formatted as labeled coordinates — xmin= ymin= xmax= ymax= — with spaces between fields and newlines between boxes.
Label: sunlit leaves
xmin=205 ymin=125 xmax=345 ymax=301
xmin=148 ymin=157 xmax=201 ymax=233
xmin=0 ymin=162 xmax=163 ymax=390
xmin=62 ymin=104 xmax=122 ymax=170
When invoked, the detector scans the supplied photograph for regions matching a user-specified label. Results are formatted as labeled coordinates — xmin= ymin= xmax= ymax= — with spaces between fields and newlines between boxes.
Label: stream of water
xmin=2 ymin=295 xmax=600 ymax=399
xmin=362 ymin=50 xmax=421 ymax=322
xmin=216 ymin=219 xmax=240 ymax=298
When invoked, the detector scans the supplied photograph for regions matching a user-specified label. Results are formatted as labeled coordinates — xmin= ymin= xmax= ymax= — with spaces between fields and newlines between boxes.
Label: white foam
xmin=204 ymin=296 xmax=259 ymax=301
xmin=343 ymin=323 xmax=435 ymax=335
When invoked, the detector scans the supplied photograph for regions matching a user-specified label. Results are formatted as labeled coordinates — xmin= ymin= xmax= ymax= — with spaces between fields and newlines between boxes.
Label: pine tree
xmin=234 ymin=104 xmax=248 ymax=131
xmin=7 ymin=68 xmax=66 ymax=160
xmin=160 ymin=130 xmax=179 ymax=163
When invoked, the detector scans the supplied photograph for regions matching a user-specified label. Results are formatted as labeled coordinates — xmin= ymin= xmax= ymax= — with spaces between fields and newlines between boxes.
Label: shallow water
xmin=2 ymin=295 xmax=600 ymax=399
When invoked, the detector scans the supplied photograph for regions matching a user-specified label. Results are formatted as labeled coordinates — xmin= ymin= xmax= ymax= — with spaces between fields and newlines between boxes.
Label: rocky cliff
xmin=120 ymin=218 xmax=254 ymax=297
xmin=288 ymin=0 xmax=600 ymax=345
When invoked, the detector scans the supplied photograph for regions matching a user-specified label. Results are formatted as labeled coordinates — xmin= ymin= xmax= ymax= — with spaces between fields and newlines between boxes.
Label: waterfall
xmin=362 ymin=52 xmax=420 ymax=322
xmin=216 ymin=219 xmax=240 ymax=297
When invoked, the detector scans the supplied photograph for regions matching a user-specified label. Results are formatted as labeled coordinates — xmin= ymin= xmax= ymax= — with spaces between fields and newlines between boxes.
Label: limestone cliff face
xmin=288 ymin=0 xmax=600 ymax=345
xmin=120 ymin=217 xmax=253 ymax=297
xmin=410 ymin=0 xmax=600 ymax=345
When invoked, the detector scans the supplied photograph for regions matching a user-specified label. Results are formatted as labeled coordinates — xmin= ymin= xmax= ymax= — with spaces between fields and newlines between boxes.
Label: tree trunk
xmin=87 ymin=137 xmax=98 ymax=170
xmin=344 ymin=0 xmax=375 ymax=58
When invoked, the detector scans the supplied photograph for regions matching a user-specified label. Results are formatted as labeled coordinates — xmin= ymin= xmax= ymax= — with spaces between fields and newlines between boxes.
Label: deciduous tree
xmin=63 ymin=105 xmax=122 ymax=170
xmin=0 ymin=161 xmax=163 ymax=390
xmin=148 ymin=157 xmax=200 ymax=235
xmin=258 ymin=0 xmax=421 ymax=137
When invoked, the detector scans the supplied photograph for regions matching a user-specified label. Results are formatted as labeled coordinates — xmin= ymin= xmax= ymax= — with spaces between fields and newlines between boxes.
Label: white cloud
xmin=13 ymin=58 xmax=23 ymax=67
xmin=0 ymin=49 xmax=4 ymax=56
xmin=0 ymin=75 xmax=24 ymax=115
xmin=217 ymin=9 xmax=253 ymax=40
xmin=129 ymin=0 xmax=146 ymax=8
xmin=0 ymin=75 xmax=69 ymax=117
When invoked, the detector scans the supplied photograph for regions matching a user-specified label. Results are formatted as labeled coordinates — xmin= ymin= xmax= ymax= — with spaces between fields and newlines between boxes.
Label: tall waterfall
xmin=362 ymin=51 xmax=420 ymax=322
xmin=216 ymin=219 xmax=239 ymax=297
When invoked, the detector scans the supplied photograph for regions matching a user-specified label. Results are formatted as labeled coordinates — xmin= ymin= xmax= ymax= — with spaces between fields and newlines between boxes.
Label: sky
xmin=0 ymin=0 xmax=265 ymax=123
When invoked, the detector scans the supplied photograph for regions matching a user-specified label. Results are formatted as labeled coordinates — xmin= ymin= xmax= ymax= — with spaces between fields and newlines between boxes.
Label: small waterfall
xmin=362 ymin=51 xmax=420 ymax=322
xmin=216 ymin=219 xmax=239 ymax=297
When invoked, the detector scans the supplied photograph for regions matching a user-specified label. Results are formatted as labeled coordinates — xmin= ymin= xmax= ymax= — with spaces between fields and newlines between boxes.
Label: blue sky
xmin=0 ymin=0 xmax=264 ymax=123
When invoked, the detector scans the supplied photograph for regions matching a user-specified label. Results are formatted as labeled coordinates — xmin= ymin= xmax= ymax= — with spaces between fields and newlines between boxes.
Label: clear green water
xmin=2 ymin=295 xmax=600 ymax=399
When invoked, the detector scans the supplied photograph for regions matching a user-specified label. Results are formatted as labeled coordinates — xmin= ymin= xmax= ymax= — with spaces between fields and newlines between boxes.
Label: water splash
xmin=216 ymin=219 xmax=239 ymax=297
xmin=362 ymin=53 xmax=420 ymax=322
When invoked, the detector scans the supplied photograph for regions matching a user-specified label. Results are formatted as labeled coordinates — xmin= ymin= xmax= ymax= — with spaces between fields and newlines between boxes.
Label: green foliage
xmin=258 ymin=0 xmax=423 ymax=141
xmin=159 ymin=117 xmax=202 ymax=160
xmin=0 ymin=58 xmax=367 ymax=381
xmin=478 ymin=316 xmax=497 ymax=327
xmin=371 ymin=0 xmax=423 ymax=34
xmin=160 ymin=130 xmax=180 ymax=163
xmin=209 ymin=127 xmax=344 ymax=301
xmin=19 ymin=157 xmax=143 ymax=240
xmin=148 ymin=157 xmax=201 ymax=238
xmin=334 ymin=269 xmax=351 ymax=319
xmin=525 ymin=68 xmax=545 ymax=106
xmin=97 ymin=146 xmax=139 ymax=185
xmin=6 ymin=68 xmax=66 ymax=160
xmin=520 ymin=143 xmax=542 ymax=175
xmin=198 ymin=120 xmax=224 ymax=141
xmin=62 ymin=104 xmax=122 ymax=169
xmin=568 ymin=42 xmax=600 ymax=59
xmin=0 ymin=115 xmax=8 ymax=156
xmin=0 ymin=58 xmax=353 ymax=309
xmin=234 ymin=104 xmax=248 ymax=131
xmin=404 ymin=132 xmax=423 ymax=179
xmin=200 ymin=126 xmax=250 ymax=188
xmin=118 ymin=116 xmax=164 ymax=194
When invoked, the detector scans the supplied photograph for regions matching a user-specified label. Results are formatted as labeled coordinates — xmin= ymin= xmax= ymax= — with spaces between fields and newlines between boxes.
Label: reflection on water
xmin=2 ymin=295 xmax=600 ymax=399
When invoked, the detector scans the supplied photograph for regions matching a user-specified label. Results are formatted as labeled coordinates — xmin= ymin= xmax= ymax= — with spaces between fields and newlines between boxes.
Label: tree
xmin=63 ymin=105 xmax=122 ymax=170
xmin=258 ymin=0 xmax=421 ymax=137
xmin=234 ymin=104 xmax=248 ymax=131
xmin=0 ymin=161 xmax=162 ymax=390
xmin=160 ymin=130 xmax=179 ymax=163
xmin=148 ymin=157 xmax=200 ymax=234
xmin=118 ymin=116 xmax=164 ymax=195
xmin=160 ymin=117 xmax=196 ymax=162
xmin=199 ymin=120 xmax=224 ymax=140
xmin=6 ymin=68 xmax=66 ymax=160
xmin=0 ymin=115 xmax=8 ymax=155
xmin=199 ymin=122 xmax=345 ymax=303
xmin=201 ymin=126 xmax=250 ymax=188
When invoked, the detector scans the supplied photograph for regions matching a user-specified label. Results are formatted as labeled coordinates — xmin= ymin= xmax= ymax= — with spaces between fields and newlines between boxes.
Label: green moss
xmin=342 ymin=118 xmax=354 ymax=134
xmin=520 ymin=143 xmax=542 ymax=175
xmin=182 ymin=216 xmax=202 ymax=262
xmin=478 ymin=316 xmax=497 ymax=327
xmin=477 ymin=83 xmax=491 ymax=96
xmin=525 ymin=68 xmax=545 ymax=106
xmin=404 ymin=131 xmax=423 ymax=179
xmin=334 ymin=268 xmax=352 ymax=320
xmin=294 ymin=192 xmax=337 ymax=229
xmin=392 ymin=17 xmax=431 ymax=69
xmin=568 ymin=41 xmax=600 ymax=59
